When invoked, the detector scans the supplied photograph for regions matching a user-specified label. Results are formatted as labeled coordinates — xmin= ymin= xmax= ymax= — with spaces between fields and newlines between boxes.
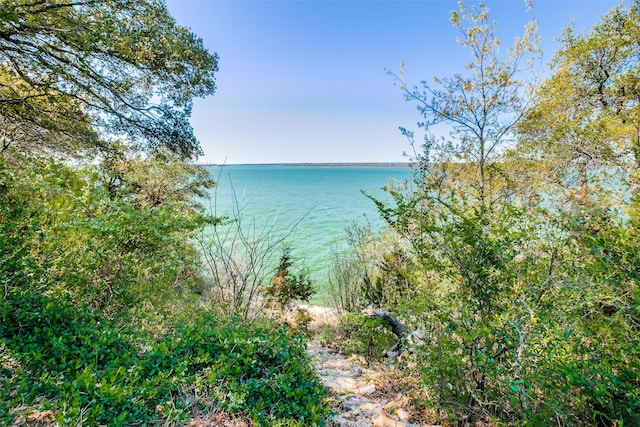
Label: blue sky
xmin=165 ymin=0 xmax=628 ymax=164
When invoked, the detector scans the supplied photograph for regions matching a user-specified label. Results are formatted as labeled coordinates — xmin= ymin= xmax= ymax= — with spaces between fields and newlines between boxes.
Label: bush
xmin=362 ymin=207 xmax=640 ymax=425
xmin=336 ymin=313 xmax=398 ymax=362
xmin=1 ymin=156 xmax=211 ymax=315
xmin=328 ymin=224 xmax=421 ymax=315
xmin=0 ymin=291 xmax=330 ymax=426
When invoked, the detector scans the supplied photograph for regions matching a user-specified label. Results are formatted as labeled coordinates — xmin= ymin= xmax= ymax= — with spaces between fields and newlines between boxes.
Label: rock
xmin=331 ymin=415 xmax=361 ymax=427
xmin=357 ymin=384 xmax=377 ymax=395
xmin=395 ymin=408 xmax=410 ymax=421
xmin=305 ymin=309 xmax=413 ymax=427
xmin=324 ymin=374 xmax=358 ymax=393
xmin=360 ymin=402 xmax=383 ymax=413
xmin=341 ymin=394 xmax=366 ymax=411
xmin=372 ymin=411 xmax=408 ymax=427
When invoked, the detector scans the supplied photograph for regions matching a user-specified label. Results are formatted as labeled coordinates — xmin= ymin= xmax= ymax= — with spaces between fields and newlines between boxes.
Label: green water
xmin=202 ymin=165 xmax=411 ymax=289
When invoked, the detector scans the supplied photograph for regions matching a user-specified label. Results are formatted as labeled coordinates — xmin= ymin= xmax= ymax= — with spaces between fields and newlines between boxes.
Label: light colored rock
xmin=305 ymin=307 xmax=421 ymax=427
xmin=372 ymin=411 xmax=408 ymax=427
xmin=357 ymin=384 xmax=377 ymax=395
xmin=395 ymin=408 xmax=410 ymax=421
xmin=331 ymin=415 xmax=361 ymax=427
xmin=321 ymin=372 xmax=358 ymax=393
xmin=360 ymin=402 xmax=383 ymax=413
xmin=341 ymin=394 xmax=366 ymax=411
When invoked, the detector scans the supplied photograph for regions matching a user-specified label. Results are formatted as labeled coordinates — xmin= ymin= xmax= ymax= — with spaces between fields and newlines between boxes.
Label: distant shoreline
xmin=203 ymin=162 xmax=413 ymax=168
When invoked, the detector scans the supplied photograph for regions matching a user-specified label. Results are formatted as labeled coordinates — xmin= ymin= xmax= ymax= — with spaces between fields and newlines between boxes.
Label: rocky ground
xmin=300 ymin=305 xmax=436 ymax=427
xmin=307 ymin=341 xmax=415 ymax=427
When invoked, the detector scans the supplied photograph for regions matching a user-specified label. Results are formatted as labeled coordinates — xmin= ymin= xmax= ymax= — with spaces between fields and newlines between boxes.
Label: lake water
xmin=202 ymin=165 xmax=412 ymax=289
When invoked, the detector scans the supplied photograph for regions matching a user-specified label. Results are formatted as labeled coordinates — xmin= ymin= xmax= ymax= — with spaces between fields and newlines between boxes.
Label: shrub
xmin=1 ymin=291 xmax=330 ymax=426
xmin=336 ymin=313 xmax=398 ymax=362
xmin=328 ymin=224 xmax=421 ymax=314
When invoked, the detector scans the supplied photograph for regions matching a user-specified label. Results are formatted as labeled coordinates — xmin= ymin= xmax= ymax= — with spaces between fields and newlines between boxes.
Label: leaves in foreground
xmin=0 ymin=292 xmax=330 ymax=426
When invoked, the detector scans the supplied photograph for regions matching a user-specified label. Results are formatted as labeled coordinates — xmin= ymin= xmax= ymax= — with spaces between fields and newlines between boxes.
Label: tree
xmin=265 ymin=248 xmax=314 ymax=308
xmin=386 ymin=2 xmax=539 ymax=211
xmin=516 ymin=0 xmax=640 ymax=208
xmin=0 ymin=80 xmax=99 ymax=160
xmin=0 ymin=0 xmax=220 ymax=310
xmin=513 ymin=3 xmax=640 ymax=422
xmin=0 ymin=152 xmax=215 ymax=313
xmin=99 ymin=145 xmax=215 ymax=209
xmin=0 ymin=0 xmax=218 ymax=160
xmin=380 ymin=1 xmax=540 ymax=311
xmin=368 ymin=2 xmax=640 ymax=424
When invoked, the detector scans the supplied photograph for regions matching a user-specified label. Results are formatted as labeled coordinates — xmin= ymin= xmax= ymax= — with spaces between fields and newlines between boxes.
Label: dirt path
xmin=300 ymin=305 xmax=420 ymax=427
xmin=307 ymin=341 xmax=415 ymax=427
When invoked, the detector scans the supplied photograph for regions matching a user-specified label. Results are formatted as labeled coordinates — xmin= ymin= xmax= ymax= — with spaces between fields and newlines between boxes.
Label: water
xmin=201 ymin=165 xmax=412 ymax=288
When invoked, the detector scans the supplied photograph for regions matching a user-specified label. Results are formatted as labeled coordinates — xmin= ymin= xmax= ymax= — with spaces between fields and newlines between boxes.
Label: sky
xmin=165 ymin=0 xmax=630 ymax=165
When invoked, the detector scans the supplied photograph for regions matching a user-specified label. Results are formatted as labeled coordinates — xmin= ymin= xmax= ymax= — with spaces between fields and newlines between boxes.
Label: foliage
xmin=335 ymin=313 xmax=398 ymax=362
xmin=328 ymin=223 xmax=421 ymax=314
xmin=553 ymin=208 xmax=640 ymax=423
xmin=0 ymin=0 xmax=218 ymax=160
xmin=0 ymin=292 xmax=330 ymax=426
xmin=265 ymin=247 xmax=314 ymax=308
xmin=0 ymin=154 xmax=214 ymax=314
xmin=385 ymin=1 xmax=539 ymax=210
xmin=0 ymin=159 xmax=43 ymax=296
xmin=508 ymin=5 xmax=640 ymax=421
xmin=516 ymin=0 xmax=640 ymax=208
xmin=378 ymin=0 xmax=542 ymax=317
xmin=0 ymin=2 xmax=332 ymax=426
xmin=0 ymin=150 xmax=328 ymax=427
xmin=356 ymin=1 xmax=640 ymax=425
xmin=317 ymin=325 xmax=338 ymax=348
xmin=259 ymin=248 xmax=315 ymax=336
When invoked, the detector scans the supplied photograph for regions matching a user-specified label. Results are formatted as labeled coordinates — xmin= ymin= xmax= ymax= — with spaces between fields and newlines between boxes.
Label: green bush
xmin=1 ymin=292 xmax=330 ymax=426
xmin=328 ymin=224 xmax=422 ymax=314
xmin=264 ymin=248 xmax=315 ymax=308
xmin=337 ymin=313 xmax=398 ymax=361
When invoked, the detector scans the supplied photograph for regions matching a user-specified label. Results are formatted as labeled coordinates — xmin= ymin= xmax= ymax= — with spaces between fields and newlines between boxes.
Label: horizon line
xmin=200 ymin=161 xmax=413 ymax=167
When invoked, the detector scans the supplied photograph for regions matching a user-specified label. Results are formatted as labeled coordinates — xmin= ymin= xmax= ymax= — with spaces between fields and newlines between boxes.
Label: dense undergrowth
xmin=0 ymin=1 xmax=332 ymax=425
xmin=327 ymin=2 xmax=640 ymax=426
xmin=0 ymin=148 xmax=330 ymax=427
xmin=0 ymin=292 xmax=329 ymax=426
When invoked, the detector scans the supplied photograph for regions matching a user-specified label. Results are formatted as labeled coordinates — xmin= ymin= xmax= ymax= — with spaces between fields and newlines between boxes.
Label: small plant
xmin=264 ymin=248 xmax=314 ymax=308
xmin=317 ymin=325 xmax=338 ymax=347
xmin=336 ymin=313 xmax=397 ymax=362
xmin=262 ymin=248 xmax=317 ymax=336
xmin=290 ymin=307 xmax=314 ymax=337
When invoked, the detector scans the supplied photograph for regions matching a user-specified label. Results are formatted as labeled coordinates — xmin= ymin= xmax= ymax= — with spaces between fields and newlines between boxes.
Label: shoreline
xmin=202 ymin=162 xmax=412 ymax=168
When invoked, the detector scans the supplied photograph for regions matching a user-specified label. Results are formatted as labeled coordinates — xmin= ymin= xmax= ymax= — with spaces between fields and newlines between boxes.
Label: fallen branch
xmin=362 ymin=308 xmax=409 ymax=359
